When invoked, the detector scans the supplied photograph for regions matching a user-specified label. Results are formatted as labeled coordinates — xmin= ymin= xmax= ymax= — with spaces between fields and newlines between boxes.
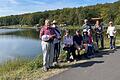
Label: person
xmin=82 ymin=19 xmax=91 ymax=31
xmin=82 ymin=29 xmax=95 ymax=58
xmin=106 ymin=21 xmax=116 ymax=50
xmin=40 ymin=19 xmax=56 ymax=71
xmin=82 ymin=29 xmax=89 ymax=58
xmin=51 ymin=20 xmax=61 ymax=65
xmin=63 ymin=30 xmax=76 ymax=63
xmin=73 ymin=30 xmax=83 ymax=60
xmin=94 ymin=20 xmax=104 ymax=49
xmin=88 ymin=29 xmax=95 ymax=57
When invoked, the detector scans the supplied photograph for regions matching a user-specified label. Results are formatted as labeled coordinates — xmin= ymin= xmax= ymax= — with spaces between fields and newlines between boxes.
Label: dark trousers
xmin=53 ymin=42 xmax=61 ymax=62
xmin=95 ymin=34 xmax=104 ymax=48
xmin=63 ymin=45 xmax=76 ymax=61
xmin=87 ymin=44 xmax=94 ymax=56
xmin=110 ymin=36 xmax=116 ymax=49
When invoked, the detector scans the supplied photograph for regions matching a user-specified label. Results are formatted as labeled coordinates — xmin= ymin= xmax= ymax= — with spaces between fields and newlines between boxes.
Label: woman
xmin=63 ymin=30 xmax=76 ymax=63
xmin=94 ymin=20 xmax=104 ymax=49
xmin=106 ymin=21 xmax=116 ymax=50
xmin=83 ymin=29 xmax=94 ymax=58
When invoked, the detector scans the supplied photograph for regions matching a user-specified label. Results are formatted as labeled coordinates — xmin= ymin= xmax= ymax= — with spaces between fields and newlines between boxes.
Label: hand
xmin=49 ymin=34 xmax=56 ymax=39
xmin=97 ymin=32 xmax=99 ymax=34
xmin=58 ymin=36 xmax=61 ymax=40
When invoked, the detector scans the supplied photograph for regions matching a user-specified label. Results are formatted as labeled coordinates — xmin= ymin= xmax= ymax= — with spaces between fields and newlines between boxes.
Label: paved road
xmin=47 ymin=48 xmax=120 ymax=80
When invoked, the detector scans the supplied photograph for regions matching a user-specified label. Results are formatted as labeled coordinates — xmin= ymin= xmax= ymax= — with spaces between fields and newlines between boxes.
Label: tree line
xmin=0 ymin=1 xmax=120 ymax=27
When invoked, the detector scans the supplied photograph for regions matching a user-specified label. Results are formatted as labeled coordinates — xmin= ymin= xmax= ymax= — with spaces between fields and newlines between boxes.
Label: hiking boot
xmin=53 ymin=62 xmax=58 ymax=67
xmin=42 ymin=67 xmax=48 ymax=72
xmin=67 ymin=61 xmax=70 ymax=63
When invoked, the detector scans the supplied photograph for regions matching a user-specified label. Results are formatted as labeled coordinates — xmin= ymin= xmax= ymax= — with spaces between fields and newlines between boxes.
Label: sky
xmin=0 ymin=0 xmax=118 ymax=17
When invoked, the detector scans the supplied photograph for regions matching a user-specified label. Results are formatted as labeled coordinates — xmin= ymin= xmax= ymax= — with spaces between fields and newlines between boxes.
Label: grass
xmin=0 ymin=25 xmax=34 ymax=29
xmin=62 ymin=25 xmax=80 ymax=30
xmin=0 ymin=55 xmax=68 ymax=80
xmin=62 ymin=25 xmax=120 ymax=30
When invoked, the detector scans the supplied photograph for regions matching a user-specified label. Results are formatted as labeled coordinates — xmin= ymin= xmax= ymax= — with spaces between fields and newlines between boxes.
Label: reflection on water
xmin=0 ymin=29 xmax=24 ymax=34
xmin=0 ymin=29 xmax=41 ymax=63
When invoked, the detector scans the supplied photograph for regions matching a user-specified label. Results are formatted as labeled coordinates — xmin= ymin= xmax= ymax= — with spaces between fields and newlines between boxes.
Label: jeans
xmin=110 ymin=36 xmax=116 ymax=49
xmin=95 ymin=34 xmax=104 ymax=48
xmin=41 ymin=41 xmax=54 ymax=68
xmin=87 ymin=44 xmax=94 ymax=56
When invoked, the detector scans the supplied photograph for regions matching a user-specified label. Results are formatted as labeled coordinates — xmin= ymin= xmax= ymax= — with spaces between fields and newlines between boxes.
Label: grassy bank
xmin=62 ymin=25 xmax=120 ymax=30
xmin=0 ymin=55 xmax=68 ymax=80
xmin=0 ymin=25 xmax=34 ymax=29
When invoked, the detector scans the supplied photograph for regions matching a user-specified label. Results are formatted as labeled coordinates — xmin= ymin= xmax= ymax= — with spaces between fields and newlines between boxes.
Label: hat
xmin=52 ymin=20 xmax=57 ymax=24
xmin=109 ymin=21 xmax=113 ymax=24
xmin=84 ymin=19 xmax=88 ymax=23
xmin=76 ymin=30 xmax=80 ymax=33
xmin=65 ymin=30 xmax=69 ymax=33
xmin=83 ymin=29 xmax=87 ymax=32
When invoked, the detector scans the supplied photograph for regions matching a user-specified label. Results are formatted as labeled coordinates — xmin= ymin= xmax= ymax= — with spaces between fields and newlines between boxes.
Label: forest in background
xmin=0 ymin=0 xmax=120 ymax=27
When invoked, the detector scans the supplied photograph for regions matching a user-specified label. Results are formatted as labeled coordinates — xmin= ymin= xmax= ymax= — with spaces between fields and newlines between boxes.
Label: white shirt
xmin=107 ymin=26 xmax=116 ymax=36
xmin=63 ymin=35 xmax=73 ymax=45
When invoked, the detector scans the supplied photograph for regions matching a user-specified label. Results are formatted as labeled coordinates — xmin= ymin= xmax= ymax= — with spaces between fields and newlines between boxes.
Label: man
xmin=40 ymin=19 xmax=56 ymax=71
xmin=82 ymin=19 xmax=91 ymax=31
xmin=94 ymin=20 xmax=104 ymax=49
xmin=73 ymin=30 xmax=83 ymax=60
xmin=51 ymin=20 xmax=61 ymax=65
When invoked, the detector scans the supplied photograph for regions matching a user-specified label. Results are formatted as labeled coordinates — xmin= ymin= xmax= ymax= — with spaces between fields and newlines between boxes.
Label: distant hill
xmin=0 ymin=1 xmax=120 ymax=27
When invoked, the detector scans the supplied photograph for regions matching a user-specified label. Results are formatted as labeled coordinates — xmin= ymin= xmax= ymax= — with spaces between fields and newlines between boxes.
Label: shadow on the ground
xmin=71 ymin=61 xmax=104 ymax=68
xmin=94 ymin=45 xmax=120 ymax=58
xmin=57 ymin=46 xmax=120 ymax=69
xmin=57 ymin=60 xmax=104 ymax=69
xmin=94 ymin=50 xmax=114 ymax=58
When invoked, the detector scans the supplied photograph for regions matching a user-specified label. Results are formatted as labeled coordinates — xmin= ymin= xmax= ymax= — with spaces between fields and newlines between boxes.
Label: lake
xmin=0 ymin=29 xmax=41 ymax=63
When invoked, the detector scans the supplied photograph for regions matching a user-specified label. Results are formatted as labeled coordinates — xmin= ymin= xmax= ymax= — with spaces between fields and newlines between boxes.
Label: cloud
xmin=8 ymin=0 xmax=18 ymax=4
xmin=30 ymin=0 xmax=46 ymax=5
xmin=0 ymin=0 xmax=118 ymax=16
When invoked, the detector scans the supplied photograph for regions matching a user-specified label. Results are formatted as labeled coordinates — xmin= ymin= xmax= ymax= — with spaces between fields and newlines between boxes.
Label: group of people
xmin=39 ymin=19 xmax=116 ymax=72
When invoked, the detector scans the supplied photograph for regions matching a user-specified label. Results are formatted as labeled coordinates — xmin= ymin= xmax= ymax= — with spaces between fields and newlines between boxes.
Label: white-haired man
xmin=40 ymin=19 xmax=56 ymax=71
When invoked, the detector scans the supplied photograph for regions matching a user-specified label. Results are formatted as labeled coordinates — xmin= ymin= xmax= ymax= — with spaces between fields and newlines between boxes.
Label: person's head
xmin=96 ymin=20 xmax=100 ymax=26
xmin=76 ymin=30 xmax=80 ymax=35
xmin=65 ymin=30 xmax=69 ymax=36
xmin=51 ymin=20 xmax=57 ymax=28
xmin=84 ymin=19 xmax=88 ymax=24
xmin=109 ymin=21 xmax=113 ymax=26
xmin=83 ymin=29 xmax=88 ymax=35
xmin=52 ymin=20 xmax=57 ymax=24
xmin=45 ymin=19 xmax=50 ymax=26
